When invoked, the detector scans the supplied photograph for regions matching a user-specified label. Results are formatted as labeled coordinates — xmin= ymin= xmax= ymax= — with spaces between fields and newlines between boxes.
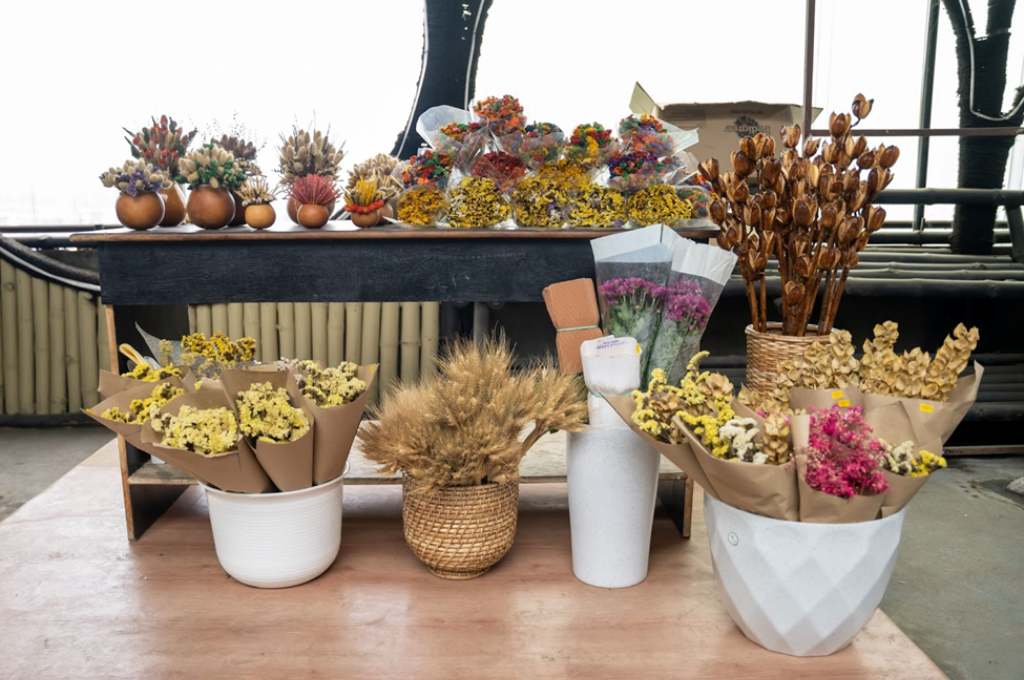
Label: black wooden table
xmin=73 ymin=223 xmax=715 ymax=539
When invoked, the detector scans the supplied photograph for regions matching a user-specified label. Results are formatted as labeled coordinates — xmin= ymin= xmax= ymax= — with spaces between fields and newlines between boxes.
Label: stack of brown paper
xmin=543 ymin=278 xmax=603 ymax=374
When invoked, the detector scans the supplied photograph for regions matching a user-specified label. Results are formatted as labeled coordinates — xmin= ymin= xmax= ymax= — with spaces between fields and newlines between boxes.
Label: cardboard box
xmin=630 ymin=82 xmax=821 ymax=166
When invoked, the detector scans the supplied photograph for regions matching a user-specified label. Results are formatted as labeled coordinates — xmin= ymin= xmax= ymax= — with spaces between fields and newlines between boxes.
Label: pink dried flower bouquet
xmin=805 ymin=406 xmax=888 ymax=499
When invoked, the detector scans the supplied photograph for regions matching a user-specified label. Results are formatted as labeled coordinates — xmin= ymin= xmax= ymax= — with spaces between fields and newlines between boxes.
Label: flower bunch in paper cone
xmin=701 ymin=93 xmax=899 ymax=336
xmin=99 ymin=382 xmax=184 ymax=425
xmin=359 ymin=337 xmax=586 ymax=494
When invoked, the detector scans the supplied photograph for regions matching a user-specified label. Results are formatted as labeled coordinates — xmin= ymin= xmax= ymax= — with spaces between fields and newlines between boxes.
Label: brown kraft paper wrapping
xmin=861 ymin=361 xmax=984 ymax=445
xmin=84 ymin=378 xmax=187 ymax=450
xmin=220 ymin=366 xmax=316 ymax=491
xmin=795 ymin=453 xmax=884 ymax=523
xmin=543 ymin=278 xmax=602 ymax=375
xmin=864 ymin=402 xmax=943 ymax=517
xmin=287 ymin=364 xmax=378 ymax=485
xmin=140 ymin=388 xmax=273 ymax=494
xmin=604 ymin=394 xmax=719 ymax=498
xmin=789 ymin=385 xmax=863 ymax=412
xmin=673 ymin=414 xmax=800 ymax=521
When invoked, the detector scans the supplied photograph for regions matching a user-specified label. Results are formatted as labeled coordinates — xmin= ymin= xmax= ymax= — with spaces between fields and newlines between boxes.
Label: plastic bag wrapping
xmin=646 ymin=239 xmax=737 ymax=384
xmin=501 ymin=122 xmax=564 ymax=170
xmin=591 ymin=226 xmax=683 ymax=383
xmin=564 ymin=123 xmax=617 ymax=168
xmin=469 ymin=151 xmax=526 ymax=193
xmin=581 ymin=336 xmax=641 ymax=429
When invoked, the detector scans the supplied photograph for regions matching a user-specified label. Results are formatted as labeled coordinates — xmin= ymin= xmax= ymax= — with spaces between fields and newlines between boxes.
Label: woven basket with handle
xmin=402 ymin=479 xmax=519 ymax=579
xmin=745 ymin=323 xmax=830 ymax=394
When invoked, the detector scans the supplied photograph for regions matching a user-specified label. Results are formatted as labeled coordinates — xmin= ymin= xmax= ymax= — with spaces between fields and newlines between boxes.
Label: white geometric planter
xmin=567 ymin=429 xmax=660 ymax=588
xmin=704 ymin=494 xmax=906 ymax=656
xmin=202 ymin=473 xmax=345 ymax=589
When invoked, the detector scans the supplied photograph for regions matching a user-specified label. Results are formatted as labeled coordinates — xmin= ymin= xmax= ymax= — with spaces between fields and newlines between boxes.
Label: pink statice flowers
xmin=804 ymin=406 xmax=888 ymax=499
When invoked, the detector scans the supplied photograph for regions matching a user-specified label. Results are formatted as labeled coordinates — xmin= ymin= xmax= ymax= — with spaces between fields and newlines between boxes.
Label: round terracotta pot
xmin=351 ymin=208 xmax=383 ymax=228
xmin=159 ymin=183 xmax=187 ymax=226
xmin=115 ymin=192 xmax=165 ymax=230
xmin=245 ymin=203 xmax=276 ymax=230
xmin=297 ymin=204 xmax=329 ymax=229
xmin=287 ymin=196 xmax=335 ymax=223
xmin=187 ymin=187 xmax=235 ymax=229
xmin=229 ymin=190 xmax=247 ymax=226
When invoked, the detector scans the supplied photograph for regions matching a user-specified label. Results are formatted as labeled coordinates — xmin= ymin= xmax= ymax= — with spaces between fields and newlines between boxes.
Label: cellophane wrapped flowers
xmin=565 ymin=184 xmax=626 ymax=228
xmin=804 ymin=406 xmax=888 ymax=498
xmin=294 ymin=360 xmax=367 ymax=406
xmin=180 ymin=332 xmax=257 ymax=377
xmin=472 ymin=94 xmax=526 ymax=136
xmin=504 ymin=122 xmax=564 ymax=170
xmin=396 ymin=186 xmax=448 ymax=226
xmin=152 ymin=405 xmax=239 ymax=455
xmin=447 ymin=177 xmax=510 ymax=228
xmin=400 ymin=149 xmax=453 ymax=189
xmin=470 ymin=151 xmax=526 ymax=193
xmin=101 ymin=383 xmax=184 ymax=424
xmin=564 ymin=123 xmax=615 ymax=166
xmin=511 ymin=176 xmax=567 ymax=228
xmin=235 ymin=381 xmax=310 ymax=443
xmin=619 ymin=114 xmax=675 ymax=157
xmin=879 ymin=440 xmax=947 ymax=477
xmin=598 ymin=276 xmax=665 ymax=372
xmin=646 ymin=277 xmax=711 ymax=382
xmin=627 ymin=184 xmax=692 ymax=226
xmin=607 ymin=151 xmax=663 ymax=195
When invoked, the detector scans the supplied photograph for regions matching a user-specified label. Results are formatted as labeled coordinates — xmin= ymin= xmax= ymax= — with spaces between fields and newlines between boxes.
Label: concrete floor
xmin=0 ymin=427 xmax=1021 ymax=680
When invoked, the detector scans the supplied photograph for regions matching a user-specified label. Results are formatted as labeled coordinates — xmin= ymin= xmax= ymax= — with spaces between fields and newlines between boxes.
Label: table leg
xmin=657 ymin=476 xmax=693 ymax=539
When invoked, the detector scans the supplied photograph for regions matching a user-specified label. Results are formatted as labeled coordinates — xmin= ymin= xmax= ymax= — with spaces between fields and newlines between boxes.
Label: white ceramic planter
xmin=202 ymin=473 xmax=344 ymax=589
xmin=704 ymin=494 xmax=906 ymax=656
xmin=567 ymin=428 xmax=660 ymax=588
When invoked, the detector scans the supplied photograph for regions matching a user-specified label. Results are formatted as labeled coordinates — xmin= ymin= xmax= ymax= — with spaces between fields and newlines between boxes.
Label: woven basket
xmin=745 ymin=323 xmax=830 ymax=394
xmin=402 ymin=480 xmax=519 ymax=579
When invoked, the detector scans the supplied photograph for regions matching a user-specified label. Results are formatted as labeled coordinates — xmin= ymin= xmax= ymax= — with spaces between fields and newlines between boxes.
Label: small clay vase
xmin=187 ymin=186 xmax=235 ymax=229
xmin=229 ymin=190 xmax=247 ymax=226
xmin=159 ymin=183 xmax=187 ymax=226
xmin=351 ymin=208 xmax=383 ymax=228
xmin=288 ymin=195 xmax=335 ymax=223
xmin=297 ymin=204 xmax=329 ymax=228
xmin=115 ymin=192 xmax=165 ymax=230
xmin=245 ymin=203 xmax=276 ymax=230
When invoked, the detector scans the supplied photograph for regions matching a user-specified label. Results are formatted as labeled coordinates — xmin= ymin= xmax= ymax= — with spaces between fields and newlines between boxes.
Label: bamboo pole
xmin=294 ymin=302 xmax=312 ymax=360
xmin=344 ymin=303 xmax=362 ymax=364
xmin=277 ymin=302 xmax=295 ymax=359
xmin=0 ymin=261 xmax=17 ymax=413
xmin=327 ymin=303 xmax=344 ymax=366
xmin=63 ymin=287 xmax=81 ymax=413
xmin=196 ymin=304 xmax=212 ymax=336
xmin=96 ymin=299 xmax=109 ymax=372
xmin=400 ymin=302 xmax=420 ymax=382
xmin=15 ymin=269 xmax=33 ymax=413
xmin=360 ymin=303 xmax=381 ymax=403
xmin=48 ymin=283 xmax=66 ymax=413
xmin=311 ymin=302 xmax=328 ymax=366
xmin=78 ymin=293 xmax=98 ymax=409
xmin=259 ymin=303 xmax=278 ymax=363
xmin=379 ymin=303 xmax=400 ymax=395
xmin=242 ymin=303 xmax=259 ymax=342
xmin=187 ymin=305 xmax=197 ymax=333
xmin=211 ymin=303 xmax=228 ymax=335
xmin=227 ymin=303 xmax=244 ymax=339
xmin=420 ymin=301 xmax=440 ymax=381
xmin=31 ymin=277 xmax=50 ymax=414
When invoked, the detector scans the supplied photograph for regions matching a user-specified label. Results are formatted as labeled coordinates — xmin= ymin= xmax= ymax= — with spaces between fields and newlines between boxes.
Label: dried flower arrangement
xmin=626 ymin=184 xmax=691 ymax=226
xmin=879 ymin=440 xmax=946 ymax=478
xmin=175 ymin=143 xmax=248 ymax=190
xmin=565 ymin=184 xmax=626 ymax=228
xmin=344 ymin=178 xmax=386 ymax=213
xmin=447 ymin=177 xmax=510 ymax=228
xmin=152 ymin=405 xmax=239 ymax=455
xmin=400 ymin=149 xmax=453 ymax=188
xmin=277 ymin=127 xmax=345 ymax=185
xmin=564 ymin=123 xmax=615 ymax=165
xmin=396 ymin=186 xmax=448 ymax=226
xmin=293 ymin=360 xmax=367 ymax=407
xmin=213 ymin=134 xmax=261 ymax=177
xmin=99 ymin=159 xmax=172 ymax=196
xmin=471 ymin=151 xmax=527 ymax=193
xmin=100 ymin=383 xmax=184 ymax=424
xmin=511 ymin=176 xmax=567 ymax=228
xmin=359 ymin=337 xmax=587 ymax=493
xmin=290 ymin=174 xmax=340 ymax=207
xmin=804 ymin=406 xmax=888 ymax=499
xmin=701 ymin=94 xmax=900 ymax=336
xmin=235 ymin=382 xmax=310 ymax=443
xmin=122 ymin=361 xmax=182 ymax=382
xmin=124 ymin=115 xmax=197 ymax=174
xmin=236 ymin=176 xmax=280 ymax=206
xmin=179 ymin=332 xmax=257 ymax=376
xmin=346 ymin=153 xmax=402 ymax=199
xmin=472 ymin=94 xmax=526 ymax=135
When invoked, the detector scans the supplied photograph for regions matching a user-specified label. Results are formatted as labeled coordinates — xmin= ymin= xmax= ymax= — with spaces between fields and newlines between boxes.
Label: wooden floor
xmin=0 ymin=443 xmax=945 ymax=680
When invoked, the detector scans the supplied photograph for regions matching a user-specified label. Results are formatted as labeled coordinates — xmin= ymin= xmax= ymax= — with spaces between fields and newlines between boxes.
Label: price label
xmin=837 ymin=399 xmax=851 ymax=408
xmin=831 ymin=390 xmax=845 ymax=400
xmin=919 ymin=403 xmax=935 ymax=414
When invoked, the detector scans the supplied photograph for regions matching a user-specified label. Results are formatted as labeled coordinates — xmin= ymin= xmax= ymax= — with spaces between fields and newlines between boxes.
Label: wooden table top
xmin=0 ymin=441 xmax=944 ymax=679
xmin=70 ymin=222 xmax=719 ymax=244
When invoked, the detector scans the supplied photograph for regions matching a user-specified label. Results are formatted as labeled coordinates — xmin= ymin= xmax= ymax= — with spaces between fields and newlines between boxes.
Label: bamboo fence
xmin=0 ymin=259 xmax=440 ymax=415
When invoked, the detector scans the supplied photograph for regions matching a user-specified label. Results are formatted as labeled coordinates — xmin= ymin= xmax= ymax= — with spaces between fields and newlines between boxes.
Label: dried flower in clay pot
xmin=290 ymin=175 xmax=339 ymax=229
xmin=100 ymin=159 xmax=172 ymax=230
xmin=236 ymin=177 xmax=280 ymax=230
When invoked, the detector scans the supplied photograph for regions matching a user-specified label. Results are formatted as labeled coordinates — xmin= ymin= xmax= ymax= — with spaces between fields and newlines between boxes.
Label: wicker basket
xmin=402 ymin=480 xmax=520 ymax=579
xmin=745 ymin=323 xmax=830 ymax=394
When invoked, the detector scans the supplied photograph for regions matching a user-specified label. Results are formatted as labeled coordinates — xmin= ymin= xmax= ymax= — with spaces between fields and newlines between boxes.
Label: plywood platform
xmin=0 ymin=442 xmax=945 ymax=679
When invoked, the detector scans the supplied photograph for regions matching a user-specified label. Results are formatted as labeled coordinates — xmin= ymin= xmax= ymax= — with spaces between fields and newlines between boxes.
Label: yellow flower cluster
xmin=535 ymin=160 xmax=590 ymax=192
xmin=235 ymin=381 xmax=310 ymax=443
xmin=123 ymin=362 xmax=182 ymax=382
xmin=181 ymin=332 xmax=256 ymax=366
xmin=632 ymin=352 xmax=734 ymax=454
xmin=100 ymin=383 xmax=184 ymax=424
xmin=295 ymin=360 xmax=367 ymax=407
xmin=396 ymin=186 xmax=448 ymax=226
xmin=447 ymin=177 xmax=510 ymax=228
xmin=511 ymin=176 xmax=567 ymax=228
xmin=626 ymin=184 xmax=691 ymax=226
xmin=152 ymin=406 xmax=238 ymax=455
xmin=880 ymin=439 xmax=947 ymax=477
xmin=565 ymin=184 xmax=626 ymax=228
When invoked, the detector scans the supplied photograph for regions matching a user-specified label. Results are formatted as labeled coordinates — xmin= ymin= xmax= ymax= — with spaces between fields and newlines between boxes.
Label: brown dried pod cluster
xmin=860 ymin=322 xmax=979 ymax=401
xmin=700 ymin=93 xmax=899 ymax=336
xmin=782 ymin=329 xmax=859 ymax=390
xmin=761 ymin=413 xmax=792 ymax=464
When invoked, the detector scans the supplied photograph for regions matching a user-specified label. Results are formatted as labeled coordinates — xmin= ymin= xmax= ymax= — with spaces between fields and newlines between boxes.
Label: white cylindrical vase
xmin=567 ymin=428 xmax=660 ymax=588
xmin=202 ymin=473 xmax=345 ymax=588
xmin=704 ymin=494 xmax=907 ymax=656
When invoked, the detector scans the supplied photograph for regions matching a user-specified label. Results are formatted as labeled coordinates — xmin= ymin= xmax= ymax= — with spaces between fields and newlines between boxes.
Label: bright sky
xmin=1 ymin=0 xmax=1022 ymax=225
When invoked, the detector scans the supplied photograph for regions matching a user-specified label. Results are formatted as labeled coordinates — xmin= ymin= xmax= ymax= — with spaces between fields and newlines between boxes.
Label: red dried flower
xmin=290 ymin=175 xmax=339 ymax=207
